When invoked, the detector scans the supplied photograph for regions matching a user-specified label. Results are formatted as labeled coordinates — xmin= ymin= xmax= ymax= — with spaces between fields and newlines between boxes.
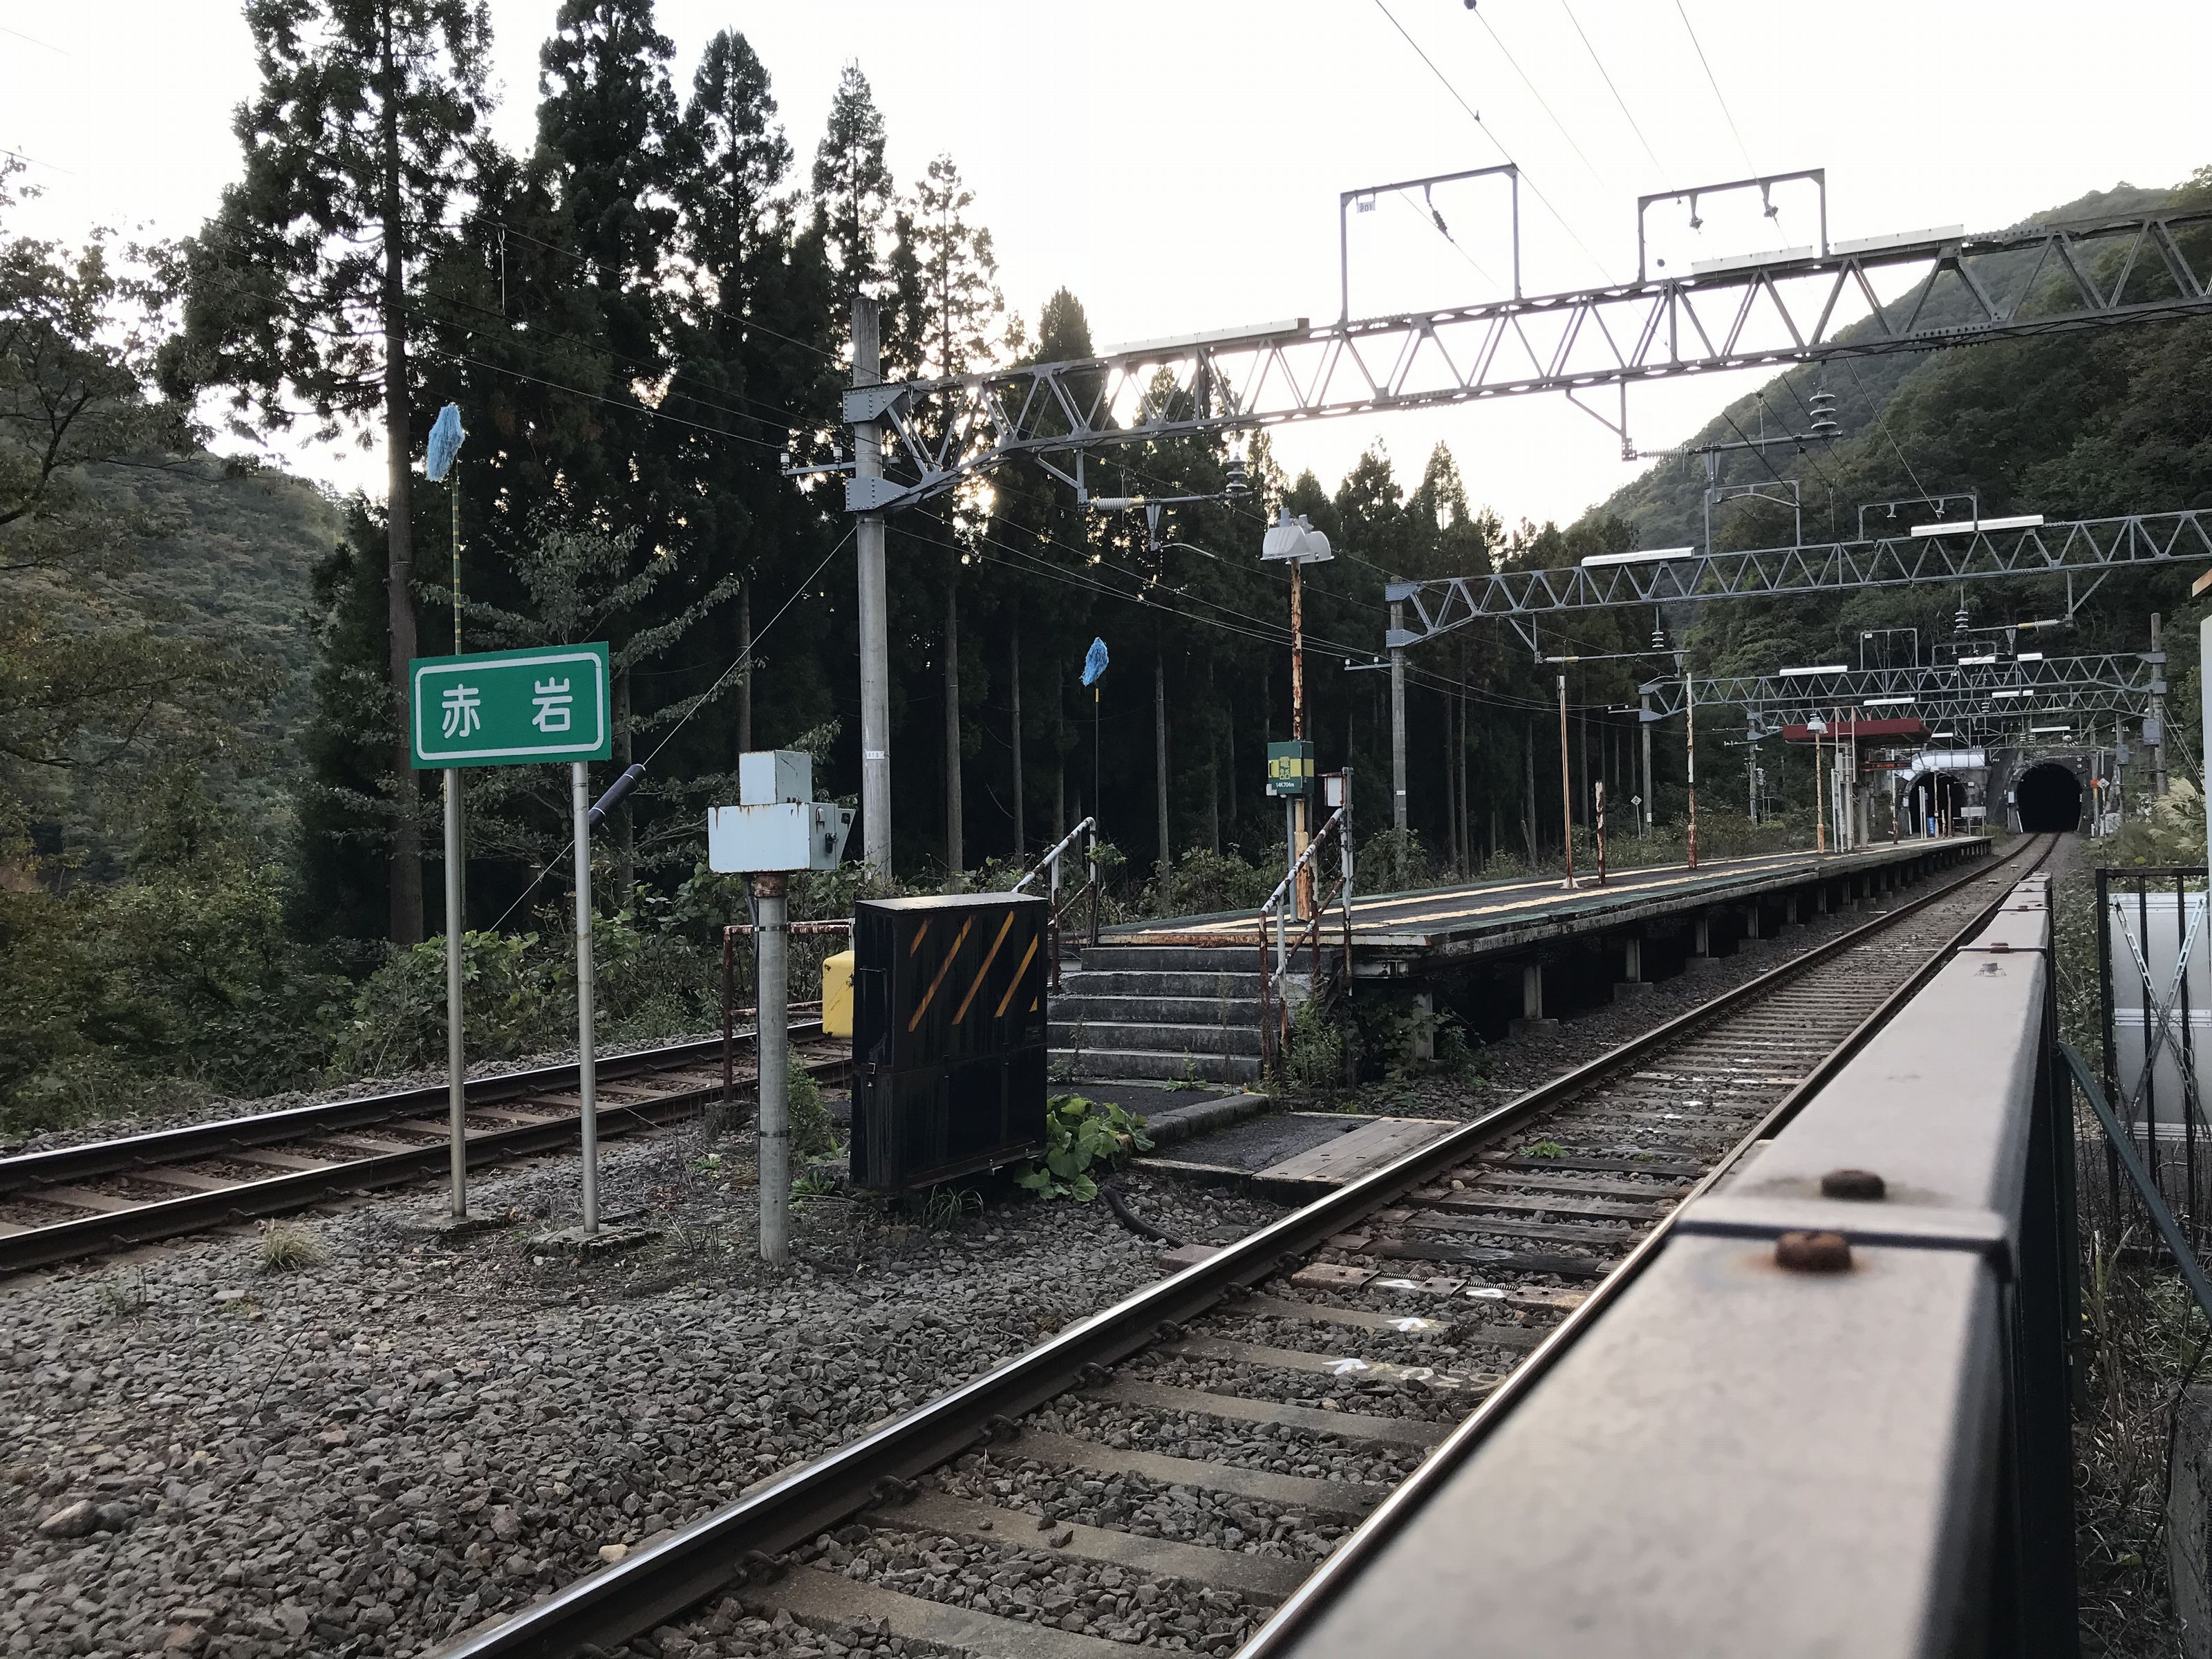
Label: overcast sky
xmin=8 ymin=0 xmax=2211 ymax=534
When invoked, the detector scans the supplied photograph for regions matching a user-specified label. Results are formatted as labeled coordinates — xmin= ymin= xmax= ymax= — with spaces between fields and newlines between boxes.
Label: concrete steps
xmin=1049 ymin=1020 xmax=1264 ymax=1058
xmin=1050 ymin=937 xmax=1288 ymax=1085
xmin=1056 ymin=1049 xmax=1257 ymax=1085
xmin=1051 ymin=993 xmax=1265 ymax=1029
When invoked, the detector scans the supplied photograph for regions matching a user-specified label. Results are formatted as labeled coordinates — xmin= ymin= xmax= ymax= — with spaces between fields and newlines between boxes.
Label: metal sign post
xmin=410 ymin=643 xmax=612 ymax=1227
xmin=570 ymin=762 xmax=600 ymax=1234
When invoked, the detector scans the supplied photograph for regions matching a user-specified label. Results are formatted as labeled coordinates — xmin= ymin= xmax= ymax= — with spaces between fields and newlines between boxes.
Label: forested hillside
xmin=1584 ymin=174 xmax=2212 ymax=743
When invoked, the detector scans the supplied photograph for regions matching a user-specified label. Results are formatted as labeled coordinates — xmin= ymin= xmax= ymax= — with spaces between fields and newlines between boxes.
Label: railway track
xmin=438 ymin=834 xmax=2047 ymax=1659
xmin=0 ymin=1025 xmax=845 ymax=1275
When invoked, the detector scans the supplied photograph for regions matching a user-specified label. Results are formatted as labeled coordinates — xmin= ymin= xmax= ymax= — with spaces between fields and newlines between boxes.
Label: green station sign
xmin=409 ymin=643 xmax=612 ymax=769
xmin=1266 ymin=739 xmax=1315 ymax=798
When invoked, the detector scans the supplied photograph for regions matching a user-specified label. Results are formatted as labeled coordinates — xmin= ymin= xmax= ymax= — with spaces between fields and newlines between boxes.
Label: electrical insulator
xmin=1224 ymin=457 xmax=1249 ymax=497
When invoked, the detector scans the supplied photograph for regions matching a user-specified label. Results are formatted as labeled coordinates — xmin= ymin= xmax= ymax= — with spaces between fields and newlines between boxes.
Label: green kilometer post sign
xmin=409 ymin=643 xmax=612 ymax=769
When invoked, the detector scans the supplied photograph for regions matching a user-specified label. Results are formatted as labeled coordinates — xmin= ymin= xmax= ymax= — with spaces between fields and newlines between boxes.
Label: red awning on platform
xmin=1779 ymin=717 xmax=1928 ymax=744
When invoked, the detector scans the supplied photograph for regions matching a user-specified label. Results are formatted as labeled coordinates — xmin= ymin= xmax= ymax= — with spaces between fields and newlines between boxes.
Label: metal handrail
xmin=1257 ymin=780 xmax=1356 ymax=1077
xmin=1010 ymin=816 xmax=1098 ymax=987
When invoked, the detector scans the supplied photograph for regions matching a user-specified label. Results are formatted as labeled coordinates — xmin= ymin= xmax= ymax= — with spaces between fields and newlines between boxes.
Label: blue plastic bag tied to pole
xmin=1081 ymin=637 xmax=1109 ymax=687
xmin=425 ymin=403 xmax=467 ymax=482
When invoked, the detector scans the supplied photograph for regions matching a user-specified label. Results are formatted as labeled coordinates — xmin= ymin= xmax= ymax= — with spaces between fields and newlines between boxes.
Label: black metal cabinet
xmin=850 ymin=892 xmax=1049 ymax=1190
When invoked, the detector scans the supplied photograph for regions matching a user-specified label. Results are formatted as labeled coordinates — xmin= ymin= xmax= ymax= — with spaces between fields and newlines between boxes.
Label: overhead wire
xmin=415 ymin=343 xmax=791 ymax=455
xmin=1839 ymin=356 xmax=1936 ymax=506
xmin=916 ymin=511 xmax=1562 ymax=712
xmin=1465 ymin=6 xmax=1609 ymax=189
xmin=485 ymin=527 xmax=855 ymax=932
xmin=448 ymin=209 xmax=850 ymax=369
xmin=1670 ymin=0 xmax=1756 ymax=174
xmin=1368 ymin=0 xmax=1620 ymax=285
xmin=420 ymin=281 xmax=825 ymax=441
xmin=1396 ymin=187 xmax=1502 ymax=291
xmin=1557 ymin=0 xmax=1670 ymax=184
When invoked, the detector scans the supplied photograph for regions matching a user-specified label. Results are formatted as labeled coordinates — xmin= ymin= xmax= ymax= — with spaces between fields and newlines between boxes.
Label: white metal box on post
xmin=706 ymin=751 xmax=854 ymax=874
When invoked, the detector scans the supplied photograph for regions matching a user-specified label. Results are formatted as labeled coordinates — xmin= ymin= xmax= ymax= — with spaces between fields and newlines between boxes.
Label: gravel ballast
xmin=0 ymin=1125 xmax=1280 ymax=1659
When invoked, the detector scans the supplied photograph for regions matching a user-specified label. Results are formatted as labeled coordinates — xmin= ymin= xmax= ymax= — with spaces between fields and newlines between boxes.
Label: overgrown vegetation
xmin=1014 ymin=1094 xmax=1153 ymax=1202
xmin=2058 ymin=816 xmax=2212 ymax=1653
xmin=256 ymin=1219 xmax=325 ymax=1273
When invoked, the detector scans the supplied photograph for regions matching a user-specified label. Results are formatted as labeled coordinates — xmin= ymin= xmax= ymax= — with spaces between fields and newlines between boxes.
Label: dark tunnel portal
xmin=2016 ymin=762 xmax=2083 ymax=832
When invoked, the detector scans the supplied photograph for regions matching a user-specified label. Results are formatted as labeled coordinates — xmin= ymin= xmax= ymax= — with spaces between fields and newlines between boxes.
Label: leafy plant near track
xmin=1015 ymin=1094 xmax=1154 ymax=1202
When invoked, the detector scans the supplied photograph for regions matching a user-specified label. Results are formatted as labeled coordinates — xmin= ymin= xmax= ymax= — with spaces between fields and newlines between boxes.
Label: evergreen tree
xmin=527 ymin=0 xmax=722 ymax=899
xmin=165 ymin=0 xmax=493 ymax=947
xmin=907 ymin=155 xmax=1003 ymax=379
xmin=669 ymin=29 xmax=840 ymax=769
xmin=809 ymin=64 xmax=893 ymax=310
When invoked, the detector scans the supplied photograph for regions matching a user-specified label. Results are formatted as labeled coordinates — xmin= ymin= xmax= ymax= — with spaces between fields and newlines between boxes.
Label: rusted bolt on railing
xmin=1775 ymin=1230 xmax=1853 ymax=1273
xmin=1819 ymin=1168 xmax=1887 ymax=1201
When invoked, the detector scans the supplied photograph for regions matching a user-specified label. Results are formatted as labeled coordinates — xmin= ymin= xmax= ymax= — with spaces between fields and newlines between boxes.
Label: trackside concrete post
xmin=754 ymin=873 xmax=790 ymax=1266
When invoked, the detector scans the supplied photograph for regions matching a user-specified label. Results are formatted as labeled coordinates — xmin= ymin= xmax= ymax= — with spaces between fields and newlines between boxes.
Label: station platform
xmin=1108 ymin=835 xmax=1988 ymax=977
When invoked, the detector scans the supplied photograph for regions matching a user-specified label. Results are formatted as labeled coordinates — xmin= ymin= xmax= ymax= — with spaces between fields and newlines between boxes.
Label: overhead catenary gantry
xmin=823 ymin=175 xmax=2212 ymax=874
xmin=1637 ymin=650 xmax=2161 ymax=722
xmin=839 ymin=198 xmax=2212 ymax=515
xmin=1385 ymin=512 xmax=2212 ymax=653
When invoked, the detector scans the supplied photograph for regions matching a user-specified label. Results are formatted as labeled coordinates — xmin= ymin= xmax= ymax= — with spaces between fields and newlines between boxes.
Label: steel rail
xmin=1237 ymin=833 xmax=2055 ymax=1658
xmin=0 ymin=1024 xmax=827 ymax=1275
xmin=438 ymin=835 xmax=2021 ymax=1659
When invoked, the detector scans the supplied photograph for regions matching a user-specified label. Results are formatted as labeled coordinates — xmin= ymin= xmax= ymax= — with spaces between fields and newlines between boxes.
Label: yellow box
xmin=822 ymin=948 xmax=855 ymax=1039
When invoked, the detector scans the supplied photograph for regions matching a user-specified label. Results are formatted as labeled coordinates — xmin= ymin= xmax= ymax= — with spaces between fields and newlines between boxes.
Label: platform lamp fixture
xmin=1262 ymin=508 xmax=1334 ymax=915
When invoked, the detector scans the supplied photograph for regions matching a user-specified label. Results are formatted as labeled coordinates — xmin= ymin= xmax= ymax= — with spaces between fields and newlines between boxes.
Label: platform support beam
xmin=1509 ymin=962 xmax=1557 ymax=1035
xmin=1616 ymin=934 xmax=1651 ymax=997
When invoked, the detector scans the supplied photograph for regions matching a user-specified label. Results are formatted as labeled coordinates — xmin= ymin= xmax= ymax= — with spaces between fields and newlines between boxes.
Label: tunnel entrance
xmin=1906 ymin=773 xmax=1968 ymax=834
xmin=2015 ymin=762 xmax=2083 ymax=832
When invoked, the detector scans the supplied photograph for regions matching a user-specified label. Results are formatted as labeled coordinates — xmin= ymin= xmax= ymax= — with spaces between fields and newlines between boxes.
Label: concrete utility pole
xmin=1557 ymin=673 xmax=1575 ymax=888
xmin=2151 ymin=612 xmax=2170 ymax=797
xmin=1640 ymin=692 xmax=1653 ymax=841
xmin=1683 ymin=661 xmax=1698 ymax=870
xmin=1389 ymin=599 xmax=1408 ymax=838
xmin=753 ymin=872 xmax=789 ymax=1266
xmin=1154 ymin=653 xmax=1171 ymax=883
xmin=852 ymin=295 xmax=892 ymax=877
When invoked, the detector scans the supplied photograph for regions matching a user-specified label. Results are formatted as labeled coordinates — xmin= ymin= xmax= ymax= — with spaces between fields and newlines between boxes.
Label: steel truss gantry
xmin=841 ymin=205 xmax=2212 ymax=513
xmin=1385 ymin=512 xmax=2212 ymax=648
xmin=1638 ymin=651 xmax=2160 ymax=722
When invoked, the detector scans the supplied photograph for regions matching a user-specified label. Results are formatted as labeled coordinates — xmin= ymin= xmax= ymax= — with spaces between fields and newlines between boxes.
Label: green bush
xmin=1141 ymin=845 xmax=1277 ymax=918
xmin=788 ymin=1064 xmax=836 ymax=1161
xmin=1014 ymin=1094 xmax=1153 ymax=1202
xmin=0 ymin=819 xmax=349 ymax=1132
xmin=326 ymin=912 xmax=717 ymax=1083
xmin=1282 ymin=997 xmax=1352 ymax=1091
xmin=1356 ymin=827 xmax=1443 ymax=893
